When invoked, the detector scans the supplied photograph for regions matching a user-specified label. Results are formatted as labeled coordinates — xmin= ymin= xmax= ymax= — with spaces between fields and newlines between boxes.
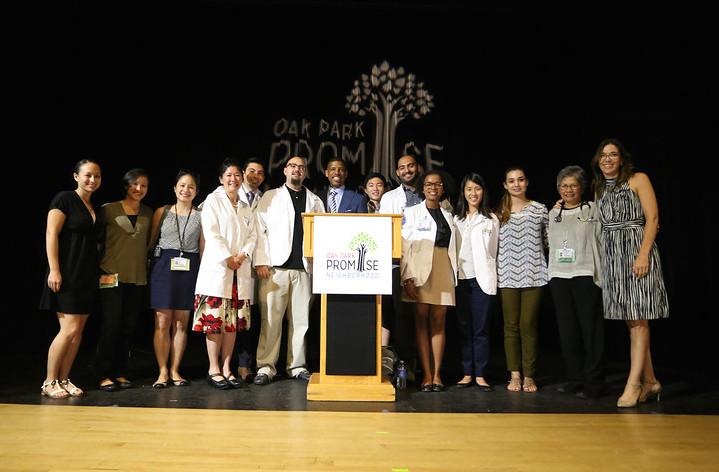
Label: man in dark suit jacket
xmin=320 ymin=157 xmax=366 ymax=213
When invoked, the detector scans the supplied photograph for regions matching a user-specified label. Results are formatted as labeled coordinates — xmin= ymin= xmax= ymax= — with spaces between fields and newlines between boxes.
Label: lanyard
xmin=173 ymin=205 xmax=192 ymax=257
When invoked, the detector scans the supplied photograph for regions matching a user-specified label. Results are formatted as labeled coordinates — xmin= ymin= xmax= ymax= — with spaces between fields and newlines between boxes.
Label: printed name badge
xmin=171 ymin=257 xmax=191 ymax=271
xmin=556 ymin=247 xmax=576 ymax=263
xmin=99 ymin=273 xmax=119 ymax=289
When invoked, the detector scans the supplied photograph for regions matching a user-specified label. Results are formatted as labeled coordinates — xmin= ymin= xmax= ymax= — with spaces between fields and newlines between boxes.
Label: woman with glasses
xmin=548 ymin=166 xmax=604 ymax=398
xmin=401 ymin=171 xmax=457 ymax=392
xmin=453 ymin=173 xmax=499 ymax=391
xmin=592 ymin=139 xmax=668 ymax=407
xmin=496 ymin=167 xmax=548 ymax=393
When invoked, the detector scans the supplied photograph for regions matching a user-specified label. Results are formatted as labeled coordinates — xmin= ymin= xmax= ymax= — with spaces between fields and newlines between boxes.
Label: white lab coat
xmin=401 ymin=202 xmax=458 ymax=287
xmin=194 ymin=186 xmax=256 ymax=300
xmin=253 ymin=185 xmax=325 ymax=272
xmin=454 ymin=212 xmax=500 ymax=295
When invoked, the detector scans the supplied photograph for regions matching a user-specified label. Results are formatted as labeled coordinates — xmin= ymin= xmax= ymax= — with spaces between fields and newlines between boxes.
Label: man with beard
xmin=379 ymin=154 xmax=424 ymax=382
xmin=253 ymin=156 xmax=325 ymax=385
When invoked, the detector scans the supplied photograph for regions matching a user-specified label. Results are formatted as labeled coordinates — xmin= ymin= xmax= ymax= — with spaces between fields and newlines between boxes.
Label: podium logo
xmin=325 ymin=232 xmax=380 ymax=278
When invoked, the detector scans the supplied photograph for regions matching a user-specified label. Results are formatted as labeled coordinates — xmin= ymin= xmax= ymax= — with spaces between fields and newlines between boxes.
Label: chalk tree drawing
xmin=345 ymin=61 xmax=434 ymax=180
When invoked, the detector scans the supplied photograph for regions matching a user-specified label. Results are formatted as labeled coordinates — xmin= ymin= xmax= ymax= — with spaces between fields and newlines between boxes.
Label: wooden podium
xmin=302 ymin=213 xmax=402 ymax=402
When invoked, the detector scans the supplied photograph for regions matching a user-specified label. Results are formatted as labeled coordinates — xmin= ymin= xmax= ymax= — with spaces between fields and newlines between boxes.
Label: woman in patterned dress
xmin=592 ymin=138 xmax=668 ymax=408
xmin=496 ymin=167 xmax=549 ymax=393
xmin=193 ymin=159 xmax=256 ymax=389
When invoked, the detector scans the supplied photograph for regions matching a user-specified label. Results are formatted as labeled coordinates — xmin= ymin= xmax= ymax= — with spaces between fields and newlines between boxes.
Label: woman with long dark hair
xmin=453 ymin=173 xmax=499 ymax=391
xmin=591 ymin=138 xmax=668 ymax=407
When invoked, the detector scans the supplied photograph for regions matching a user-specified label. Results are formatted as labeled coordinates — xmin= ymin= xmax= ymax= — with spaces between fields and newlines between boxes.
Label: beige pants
xmin=256 ymin=268 xmax=312 ymax=378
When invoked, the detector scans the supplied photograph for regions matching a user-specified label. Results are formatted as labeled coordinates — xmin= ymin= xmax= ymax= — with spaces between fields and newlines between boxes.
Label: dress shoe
xmin=455 ymin=381 xmax=474 ymax=389
xmin=115 ymin=378 xmax=134 ymax=389
xmin=225 ymin=376 xmax=244 ymax=389
xmin=294 ymin=370 xmax=311 ymax=381
xmin=617 ymin=383 xmax=642 ymax=408
xmin=253 ymin=373 xmax=271 ymax=385
xmin=476 ymin=383 xmax=494 ymax=392
xmin=99 ymin=381 xmax=119 ymax=392
xmin=207 ymin=373 xmax=230 ymax=390
xmin=639 ymin=381 xmax=662 ymax=403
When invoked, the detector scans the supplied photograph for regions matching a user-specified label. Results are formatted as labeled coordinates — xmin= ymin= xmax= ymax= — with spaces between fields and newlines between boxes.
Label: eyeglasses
xmin=423 ymin=182 xmax=444 ymax=189
xmin=599 ymin=152 xmax=620 ymax=160
xmin=286 ymin=163 xmax=306 ymax=171
xmin=559 ymin=184 xmax=580 ymax=190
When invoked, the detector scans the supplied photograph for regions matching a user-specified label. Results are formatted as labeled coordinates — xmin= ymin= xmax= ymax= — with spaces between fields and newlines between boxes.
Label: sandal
xmin=41 ymin=380 xmax=69 ymax=399
xmin=507 ymin=377 xmax=522 ymax=392
xmin=59 ymin=379 xmax=84 ymax=397
xmin=522 ymin=377 xmax=538 ymax=393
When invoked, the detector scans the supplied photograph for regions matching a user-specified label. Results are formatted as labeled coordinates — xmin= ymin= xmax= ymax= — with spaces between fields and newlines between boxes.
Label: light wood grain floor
xmin=1 ymin=403 xmax=717 ymax=471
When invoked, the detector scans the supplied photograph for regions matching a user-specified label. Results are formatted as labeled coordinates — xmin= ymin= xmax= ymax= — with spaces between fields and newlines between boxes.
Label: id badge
xmin=171 ymin=257 xmax=190 ymax=271
xmin=556 ymin=247 xmax=576 ymax=263
xmin=99 ymin=273 xmax=119 ymax=289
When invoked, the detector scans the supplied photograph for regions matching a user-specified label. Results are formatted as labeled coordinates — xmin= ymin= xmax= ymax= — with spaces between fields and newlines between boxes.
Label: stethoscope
xmin=554 ymin=201 xmax=595 ymax=223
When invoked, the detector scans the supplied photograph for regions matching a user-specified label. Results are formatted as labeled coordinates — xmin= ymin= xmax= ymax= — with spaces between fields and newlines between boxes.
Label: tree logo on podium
xmin=349 ymin=232 xmax=377 ymax=272
xmin=345 ymin=61 xmax=434 ymax=180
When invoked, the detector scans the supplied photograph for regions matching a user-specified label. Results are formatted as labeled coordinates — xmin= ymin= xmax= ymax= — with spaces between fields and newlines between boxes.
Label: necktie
xmin=329 ymin=190 xmax=337 ymax=213
xmin=247 ymin=192 xmax=255 ymax=207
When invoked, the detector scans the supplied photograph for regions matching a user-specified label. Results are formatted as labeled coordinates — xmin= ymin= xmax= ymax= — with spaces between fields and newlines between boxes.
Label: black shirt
xmin=427 ymin=207 xmax=451 ymax=248
xmin=279 ymin=185 xmax=307 ymax=270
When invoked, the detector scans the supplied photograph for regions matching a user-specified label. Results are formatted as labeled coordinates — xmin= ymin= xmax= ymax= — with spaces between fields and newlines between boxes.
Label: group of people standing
xmin=39 ymin=137 xmax=668 ymax=408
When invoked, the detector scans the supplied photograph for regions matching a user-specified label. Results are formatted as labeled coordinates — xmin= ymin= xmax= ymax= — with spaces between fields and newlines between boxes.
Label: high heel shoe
xmin=639 ymin=381 xmax=662 ymax=403
xmin=617 ymin=383 xmax=643 ymax=408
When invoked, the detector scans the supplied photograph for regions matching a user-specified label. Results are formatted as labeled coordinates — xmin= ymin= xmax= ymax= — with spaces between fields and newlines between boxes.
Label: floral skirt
xmin=192 ymin=276 xmax=250 ymax=334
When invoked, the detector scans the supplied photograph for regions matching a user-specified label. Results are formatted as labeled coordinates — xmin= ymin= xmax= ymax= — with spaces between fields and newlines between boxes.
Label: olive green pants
xmin=500 ymin=287 xmax=543 ymax=377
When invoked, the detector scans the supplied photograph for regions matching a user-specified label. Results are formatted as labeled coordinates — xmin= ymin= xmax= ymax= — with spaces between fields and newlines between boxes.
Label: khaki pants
xmin=500 ymin=287 xmax=543 ymax=377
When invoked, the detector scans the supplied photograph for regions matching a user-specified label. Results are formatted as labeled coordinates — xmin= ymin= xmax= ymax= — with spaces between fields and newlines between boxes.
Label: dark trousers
xmin=238 ymin=303 xmax=261 ymax=369
xmin=456 ymin=278 xmax=493 ymax=377
xmin=97 ymin=283 xmax=144 ymax=379
xmin=549 ymin=276 xmax=604 ymax=388
xmin=391 ymin=266 xmax=415 ymax=364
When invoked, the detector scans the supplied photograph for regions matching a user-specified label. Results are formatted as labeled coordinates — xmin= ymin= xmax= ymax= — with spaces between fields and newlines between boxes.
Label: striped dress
xmin=597 ymin=180 xmax=669 ymax=320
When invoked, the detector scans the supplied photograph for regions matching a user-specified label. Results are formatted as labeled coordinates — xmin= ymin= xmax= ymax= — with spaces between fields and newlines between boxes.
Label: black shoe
xmin=226 ymin=376 xmax=243 ymax=389
xmin=476 ymin=383 xmax=494 ymax=392
xmin=294 ymin=371 xmax=311 ymax=381
xmin=456 ymin=381 xmax=474 ymax=389
xmin=152 ymin=380 xmax=168 ymax=389
xmin=99 ymin=380 xmax=119 ymax=392
xmin=171 ymin=378 xmax=190 ymax=387
xmin=253 ymin=373 xmax=271 ymax=385
xmin=432 ymin=383 xmax=445 ymax=392
xmin=557 ymin=382 xmax=581 ymax=394
xmin=207 ymin=373 xmax=230 ymax=390
xmin=420 ymin=383 xmax=433 ymax=392
xmin=115 ymin=378 xmax=134 ymax=389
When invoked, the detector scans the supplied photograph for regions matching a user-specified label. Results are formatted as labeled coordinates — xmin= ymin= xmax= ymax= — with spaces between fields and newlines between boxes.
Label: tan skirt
xmin=404 ymin=247 xmax=456 ymax=306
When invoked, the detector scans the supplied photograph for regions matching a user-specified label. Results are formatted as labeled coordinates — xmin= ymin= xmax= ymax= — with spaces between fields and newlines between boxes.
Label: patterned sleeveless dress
xmin=597 ymin=179 xmax=669 ymax=320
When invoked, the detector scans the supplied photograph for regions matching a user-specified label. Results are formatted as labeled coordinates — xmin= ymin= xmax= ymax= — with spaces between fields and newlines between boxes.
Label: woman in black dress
xmin=39 ymin=159 xmax=103 ymax=398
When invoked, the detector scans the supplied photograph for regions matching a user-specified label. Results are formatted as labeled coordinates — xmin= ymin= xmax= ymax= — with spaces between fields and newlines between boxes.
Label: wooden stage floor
xmin=2 ymin=403 xmax=718 ymax=471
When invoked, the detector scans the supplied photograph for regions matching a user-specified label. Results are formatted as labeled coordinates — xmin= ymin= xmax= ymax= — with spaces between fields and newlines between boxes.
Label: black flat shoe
xmin=225 ymin=376 xmax=243 ymax=389
xmin=420 ymin=383 xmax=433 ymax=392
xmin=115 ymin=378 xmax=134 ymax=389
xmin=476 ymin=383 xmax=494 ymax=392
xmin=207 ymin=373 xmax=230 ymax=390
xmin=456 ymin=381 xmax=474 ymax=389
xmin=99 ymin=381 xmax=119 ymax=392
xmin=171 ymin=378 xmax=190 ymax=387
xmin=432 ymin=383 xmax=445 ymax=392
xmin=152 ymin=380 xmax=168 ymax=389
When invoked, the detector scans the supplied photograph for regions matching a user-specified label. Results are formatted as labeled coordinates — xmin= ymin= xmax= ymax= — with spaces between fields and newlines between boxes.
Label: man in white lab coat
xmin=253 ymin=156 xmax=325 ymax=384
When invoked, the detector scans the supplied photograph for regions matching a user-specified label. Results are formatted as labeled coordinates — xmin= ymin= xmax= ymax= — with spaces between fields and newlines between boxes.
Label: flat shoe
xmin=455 ymin=381 xmax=474 ymax=389
xmin=207 ymin=373 xmax=230 ymax=390
xmin=226 ymin=376 xmax=243 ymax=389
xmin=420 ymin=383 xmax=433 ymax=392
xmin=152 ymin=380 xmax=168 ymax=389
xmin=171 ymin=378 xmax=189 ymax=387
xmin=476 ymin=383 xmax=494 ymax=392
xmin=432 ymin=383 xmax=445 ymax=392
xmin=115 ymin=378 xmax=134 ymax=389
xmin=99 ymin=381 xmax=119 ymax=392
